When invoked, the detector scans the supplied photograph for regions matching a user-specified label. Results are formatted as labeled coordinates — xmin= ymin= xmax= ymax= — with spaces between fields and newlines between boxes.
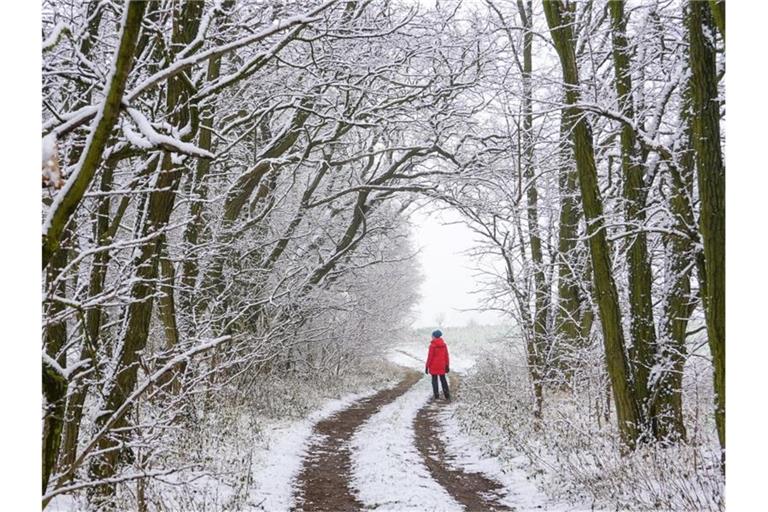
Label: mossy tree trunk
xmin=543 ymin=0 xmax=641 ymax=451
xmin=688 ymin=0 xmax=725 ymax=463
xmin=42 ymin=243 xmax=71 ymax=493
xmin=155 ymin=252 xmax=184 ymax=394
xmin=608 ymin=0 xmax=657 ymax=438
xmin=44 ymin=2 xmax=111 ymax=491
xmin=42 ymin=0 xmax=146 ymax=269
xmin=708 ymin=0 xmax=725 ymax=41
xmin=555 ymin=105 xmax=585 ymax=377
xmin=652 ymin=22 xmax=701 ymax=444
xmin=87 ymin=2 xmax=205 ymax=503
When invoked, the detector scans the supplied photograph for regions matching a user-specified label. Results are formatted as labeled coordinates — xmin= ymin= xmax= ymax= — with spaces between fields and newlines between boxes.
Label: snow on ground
xmin=388 ymin=339 xmax=475 ymax=375
xmin=387 ymin=346 xmax=424 ymax=370
xmin=45 ymin=495 xmax=78 ymax=512
xmin=247 ymin=388 xmax=379 ymax=510
xmin=435 ymin=404 xmax=583 ymax=512
xmin=350 ymin=376 xmax=463 ymax=511
xmin=388 ymin=333 xmax=584 ymax=511
xmin=393 ymin=336 xmax=553 ymax=510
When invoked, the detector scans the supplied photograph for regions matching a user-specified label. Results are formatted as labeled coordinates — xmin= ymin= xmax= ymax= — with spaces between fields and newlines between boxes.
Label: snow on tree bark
xmin=688 ymin=0 xmax=726 ymax=465
xmin=544 ymin=0 xmax=641 ymax=451
xmin=42 ymin=0 xmax=147 ymax=270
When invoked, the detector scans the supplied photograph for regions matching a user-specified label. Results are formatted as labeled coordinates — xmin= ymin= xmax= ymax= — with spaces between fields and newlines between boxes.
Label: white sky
xmin=409 ymin=206 xmax=506 ymax=328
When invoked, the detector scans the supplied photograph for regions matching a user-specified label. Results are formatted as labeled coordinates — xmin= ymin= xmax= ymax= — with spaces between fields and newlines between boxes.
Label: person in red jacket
xmin=425 ymin=330 xmax=451 ymax=401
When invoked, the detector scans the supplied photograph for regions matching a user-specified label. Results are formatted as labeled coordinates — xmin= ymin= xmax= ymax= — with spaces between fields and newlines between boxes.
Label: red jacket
xmin=425 ymin=337 xmax=450 ymax=375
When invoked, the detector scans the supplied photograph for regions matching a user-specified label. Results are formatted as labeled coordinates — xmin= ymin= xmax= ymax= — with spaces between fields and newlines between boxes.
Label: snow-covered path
xmin=351 ymin=376 xmax=463 ymax=511
xmin=246 ymin=343 xmax=560 ymax=511
xmin=291 ymin=371 xmax=422 ymax=511
xmin=247 ymin=389 xmax=380 ymax=510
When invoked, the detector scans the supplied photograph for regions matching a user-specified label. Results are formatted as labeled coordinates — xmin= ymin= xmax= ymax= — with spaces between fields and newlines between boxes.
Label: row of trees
xmin=443 ymin=0 xmax=724 ymax=460
xmin=41 ymin=0 xmax=481 ymax=507
xmin=41 ymin=0 xmax=725 ymax=506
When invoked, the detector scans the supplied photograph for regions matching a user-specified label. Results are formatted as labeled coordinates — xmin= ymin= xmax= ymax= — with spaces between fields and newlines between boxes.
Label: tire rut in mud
xmin=292 ymin=370 xmax=422 ymax=511
xmin=414 ymin=375 xmax=513 ymax=512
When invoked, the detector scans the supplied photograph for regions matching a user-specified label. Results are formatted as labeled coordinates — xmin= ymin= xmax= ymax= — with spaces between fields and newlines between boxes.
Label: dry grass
xmin=455 ymin=350 xmax=724 ymax=511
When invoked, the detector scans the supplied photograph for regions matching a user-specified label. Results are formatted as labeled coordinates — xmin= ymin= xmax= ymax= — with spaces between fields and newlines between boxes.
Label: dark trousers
xmin=431 ymin=374 xmax=450 ymax=400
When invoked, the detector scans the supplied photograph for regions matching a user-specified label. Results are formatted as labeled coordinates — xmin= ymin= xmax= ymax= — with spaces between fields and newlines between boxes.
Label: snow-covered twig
xmin=125 ymin=108 xmax=214 ymax=159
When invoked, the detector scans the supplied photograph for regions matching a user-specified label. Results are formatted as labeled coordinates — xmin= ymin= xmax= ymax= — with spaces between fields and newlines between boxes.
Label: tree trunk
xmin=58 ymin=160 xmax=116 ymax=474
xmin=178 ymin=1 xmax=236 ymax=321
xmin=155 ymin=253 xmax=184 ymax=394
xmin=179 ymin=51 xmax=223 ymax=321
xmin=608 ymin=0 xmax=657 ymax=438
xmin=543 ymin=0 xmax=641 ymax=451
xmin=555 ymin=105 xmax=584 ymax=374
xmin=688 ymin=0 xmax=725 ymax=463
xmin=87 ymin=2 xmax=204 ymax=502
xmin=42 ymin=0 xmax=146 ymax=269
xmin=708 ymin=0 xmax=725 ymax=41
xmin=517 ymin=0 xmax=546 ymax=418
xmin=652 ymin=37 xmax=702 ymax=444
xmin=42 ymin=244 xmax=70 ymax=492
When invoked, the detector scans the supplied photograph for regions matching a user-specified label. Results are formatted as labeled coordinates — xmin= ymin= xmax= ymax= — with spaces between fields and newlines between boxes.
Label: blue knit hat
xmin=432 ymin=330 xmax=442 ymax=338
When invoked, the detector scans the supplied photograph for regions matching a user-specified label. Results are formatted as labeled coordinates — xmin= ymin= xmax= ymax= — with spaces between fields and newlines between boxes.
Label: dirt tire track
xmin=292 ymin=370 xmax=422 ymax=511
xmin=414 ymin=374 xmax=513 ymax=511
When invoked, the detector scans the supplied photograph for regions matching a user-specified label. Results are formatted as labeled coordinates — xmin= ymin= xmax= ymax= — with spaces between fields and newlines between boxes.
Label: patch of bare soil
xmin=292 ymin=370 xmax=422 ymax=511
xmin=414 ymin=374 xmax=513 ymax=511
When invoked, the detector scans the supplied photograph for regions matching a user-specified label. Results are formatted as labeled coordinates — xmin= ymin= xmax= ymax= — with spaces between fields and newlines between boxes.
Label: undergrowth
xmin=455 ymin=347 xmax=724 ymax=511
xmin=52 ymin=357 xmax=403 ymax=511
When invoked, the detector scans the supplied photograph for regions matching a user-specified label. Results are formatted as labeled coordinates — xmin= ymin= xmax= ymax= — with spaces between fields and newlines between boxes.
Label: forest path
xmin=291 ymin=369 xmax=514 ymax=511
xmin=291 ymin=369 xmax=422 ymax=511
xmin=414 ymin=374 xmax=512 ymax=511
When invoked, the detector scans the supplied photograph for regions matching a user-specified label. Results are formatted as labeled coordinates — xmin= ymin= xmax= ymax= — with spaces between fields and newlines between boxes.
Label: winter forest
xmin=40 ymin=0 xmax=726 ymax=510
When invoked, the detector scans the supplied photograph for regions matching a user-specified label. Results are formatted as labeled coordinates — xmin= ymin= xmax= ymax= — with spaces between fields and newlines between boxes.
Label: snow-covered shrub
xmin=49 ymin=356 xmax=403 ymax=511
xmin=455 ymin=343 xmax=724 ymax=511
xmin=135 ymin=357 xmax=404 ymax=509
